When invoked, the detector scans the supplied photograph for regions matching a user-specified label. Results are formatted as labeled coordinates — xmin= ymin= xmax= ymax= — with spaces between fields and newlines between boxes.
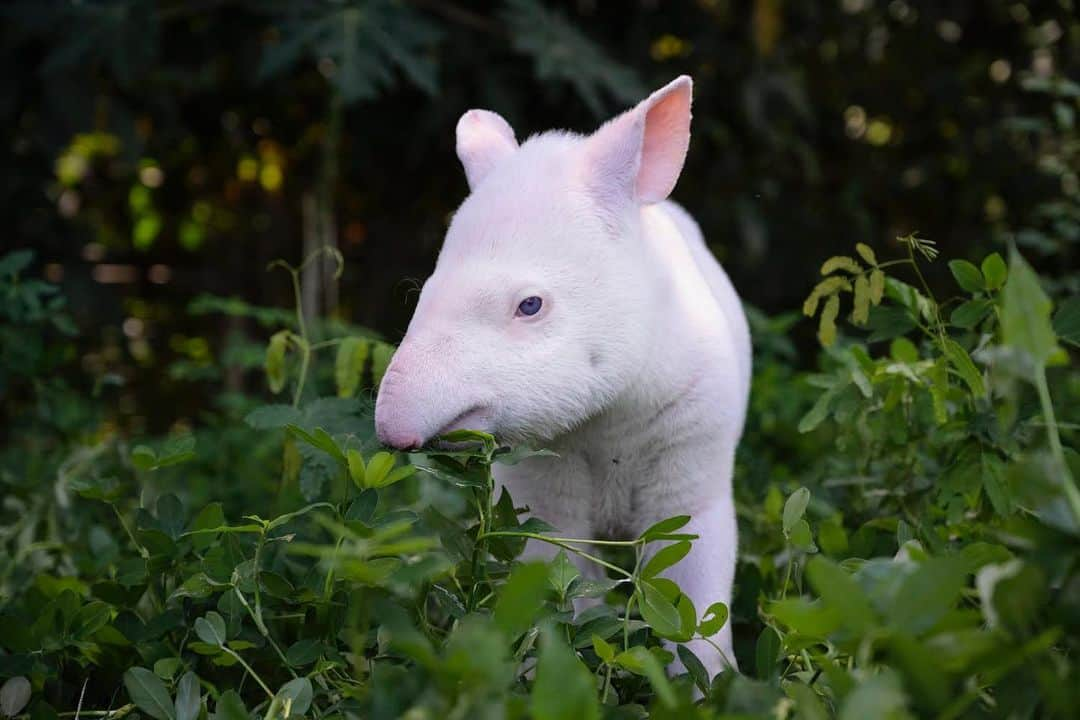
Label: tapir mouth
xmin=428 ymin=404 xmax=492 ymax=445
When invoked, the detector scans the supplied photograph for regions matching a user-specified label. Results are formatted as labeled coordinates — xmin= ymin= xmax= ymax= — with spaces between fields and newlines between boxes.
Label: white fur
xmin=375 ymin=76 xmax=751 ymax=677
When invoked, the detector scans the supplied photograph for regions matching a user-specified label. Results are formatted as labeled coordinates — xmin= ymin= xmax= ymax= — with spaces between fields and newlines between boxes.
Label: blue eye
xmin=517 ymin=296 xmax=543 ymax=317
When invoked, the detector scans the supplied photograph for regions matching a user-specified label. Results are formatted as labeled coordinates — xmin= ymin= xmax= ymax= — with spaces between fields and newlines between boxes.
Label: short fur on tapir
xmin=375 ymin=76 xmax=751 ymax=675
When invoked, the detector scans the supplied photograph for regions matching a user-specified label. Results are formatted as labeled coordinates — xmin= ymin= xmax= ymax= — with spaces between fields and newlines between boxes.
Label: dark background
xmin=3 ymin=0 xmax=1077 ymax=432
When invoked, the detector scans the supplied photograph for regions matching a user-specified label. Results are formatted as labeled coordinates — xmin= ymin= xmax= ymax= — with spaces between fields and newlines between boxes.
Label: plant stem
xmin=904 ymin=242 xmax=948 ymax=344
xmin=293 ymin=341 xmax=311 ymax=409
xmin=780 ymin=546 xmax=794 ymax=599
xmin=702 ymin=636 xmax=736 ymax=673
xmin=478 ymin=531 xmax=634 ymax=579
xmin=234 ymin=585 xmax=298 ymax=680
xmin=1034 ymin=368 xmax=1080 ymax=524
xmin=224 ymin=647 xmax=275 ymax=699
xmin=51 ymin=706 xmax=135 ymax=719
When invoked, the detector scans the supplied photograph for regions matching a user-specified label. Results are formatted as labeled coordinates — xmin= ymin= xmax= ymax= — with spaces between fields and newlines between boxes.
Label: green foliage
xmin=4 ymin=236 xmax=1078 ymax=719
xmin=259 ymin=1 xmax=442 ymax=104
xmin=501 ymin=0 xmax=645 ymax=117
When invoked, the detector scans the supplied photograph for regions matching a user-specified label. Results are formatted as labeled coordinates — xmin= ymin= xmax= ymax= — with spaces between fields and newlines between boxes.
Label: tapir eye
xmin=516 ymin=296 xmax=543 ymax=317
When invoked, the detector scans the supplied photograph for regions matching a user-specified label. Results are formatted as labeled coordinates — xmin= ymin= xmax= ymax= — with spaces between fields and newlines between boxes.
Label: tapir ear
xmin=456 ymin=109 xmax=518 ymax=190
xmin=584 ymin=76 xmax=693 ymax=205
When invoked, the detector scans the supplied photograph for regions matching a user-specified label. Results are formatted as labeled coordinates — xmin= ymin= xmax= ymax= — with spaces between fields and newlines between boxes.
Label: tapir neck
xmin=578 ymin=203 xmax=718 ymax=443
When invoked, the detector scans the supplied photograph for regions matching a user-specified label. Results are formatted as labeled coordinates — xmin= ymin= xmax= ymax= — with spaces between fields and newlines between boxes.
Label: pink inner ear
xmin=636 ymin=80 xmax=692 ymax=203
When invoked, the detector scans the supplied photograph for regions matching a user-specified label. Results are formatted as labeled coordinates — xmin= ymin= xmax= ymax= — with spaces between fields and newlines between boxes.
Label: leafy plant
xmin=3 ymin=230 xmax=1080 ymax=718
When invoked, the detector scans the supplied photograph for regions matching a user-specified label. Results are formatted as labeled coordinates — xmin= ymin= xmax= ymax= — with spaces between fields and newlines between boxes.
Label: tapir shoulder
xmin=655 ymin=201 xmax=752 ymax=402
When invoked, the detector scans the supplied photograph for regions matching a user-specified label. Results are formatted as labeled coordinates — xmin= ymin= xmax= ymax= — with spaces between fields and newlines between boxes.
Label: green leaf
xmin=818 ymin=294 xmax=840 ymax=346
xmin=244 ymin=404 xmax=303 ymax=430
xmin=817 ymin=521 xmax=849 ymax=557
xmin=887 ymin=633 xmax=950 ymax=712
xmin=156 ymin=494 xmax=185 ymax=539
xmin=855 ymin=243 xmax=878 ymax=266
xmin=174 ymin=672 xmax=200 ymax=720
xmin=948 ymin=259 xmax=984 ymax=293
xmin=798 ymin=389 xmax=835 ymax=434
xmin=548 ymin=551 xmax=581 ymax=599
xmin=371 ymin=342 xmax=395 ymax=387
xmin=789 ymin=519 xmax=816 ymax=551
xmin=867 ymin=304 xmax=915 ymax=342
xmin=820 ymin=255 xmax=862 ymax=275
xmin=273 ymin=678 xmax=312 ymax=718
xmin=345 ymin=490 xmax=377 ymax=523
xmin=155 ymin=435 xmax=196 ymax=468
xmin=852 ymin=274 xmax=871 ymax=325
xmin=805 ymin=557 xmax=876 ymax=632
xmin=591 ymin=634 xmax=616 ymax=664
xmin=869 ymin=269 xmax=886 ymax=304
xmin=614 ymin=646 xmax=676 ymax=708
xmin=266 ymin=502 xmax=335 ymax=531
xmin=189 ymin=503 xmax=225 ymax=552
xmin=887 ymin=555 xmax=969 ymax=634
xmin=194 ymin=612 xmax=227 ymax=647
xmin=928 ymin=359 xmax=949 ymax=425
xmin=0 ymin=249 xmax=34 ymax=277
xmin=264 ymin=330 xmax=289 ymax=394
xmin=153 ymin=658 xmax=181 ymax=680
xmin=131 ymin=445 xmax=157 ymax=471
xmin=783 ymin=487 xmax=811 ymax=534
xmin=890 ymin=336 xmax=919 ymax=363
xmin=1002 ymin=248 xmax=1060 ymax=367
xmin=214 ymin=692 xmax=249 ymax=720
xmin=639 ymin=515 xmax=691 ymax=541
xmin=950 ymin=299 xmax=992 ymax=328
xmin=123 ymin=667 xmax=176 ymax=720
xmin=494 ymin=562 xmax=549 ymax=638
xmin=942 ymin=338 xmax=985 ymax=397
xmin=677 ymin=645 xmax=711 ymax=696
xmin=636 ymin=581 xmax=682 ymax=639
xmin=531 ymin=624 xmax=601 ymax=720
xmin=786 ymin=681 xmax=829 ymax=720
xmin=981 ymin=252 xmax=1007 ymax=290
xmin=493 ymin=445 xmax=560 ymax=465
xmin=769 ymin=598 xmax=841 ymax=638
xmin=698 ymin=601 xmax=729 ymax=637
xmin=286 ymin=425 xmax=346 ymax=464
xmin=804 ymin=276 xmax=852 ymax=317
xmin=372 ymin=463 xmax=416 ymax=489
xmin=642 ymin=541 xmax=691 ymax=579
xmin=346 ymin=449 xmax=366 ymax=488
xmin=285 ymin=639 xmax=323 ymax=667
xmin=1053 ymin=296 xmax=1080 ymax=344
xmin=502 ymin=0 xmax=645 ymax=118
xmin=754 ymin=626 xmax=782 ymax=680
xmin=981 ymin=453 xmax=1011 ymax=515
xmin=0 ymin=677 xmax=32 ymax=718
xmin=70 ymin=601 xmax=111 ymax=640
xmin=839 ymin=669 xmax=909 ymax=720
xmin=335 ymin=337 xmax=368 ymax=398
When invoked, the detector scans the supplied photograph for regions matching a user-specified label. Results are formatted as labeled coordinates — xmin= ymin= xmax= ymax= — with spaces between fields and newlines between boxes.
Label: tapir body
xmin=376 ymin=76 xmax=751 ymax=675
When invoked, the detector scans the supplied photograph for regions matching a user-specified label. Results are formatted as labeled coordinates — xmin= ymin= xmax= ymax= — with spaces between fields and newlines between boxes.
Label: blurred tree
xmin=1 ymin=0 xmax=1076 ymax=429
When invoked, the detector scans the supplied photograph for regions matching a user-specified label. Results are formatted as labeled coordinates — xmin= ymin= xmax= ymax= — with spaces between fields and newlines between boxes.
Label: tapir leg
xmin=659 ymin=497 xmax=739 ymax=678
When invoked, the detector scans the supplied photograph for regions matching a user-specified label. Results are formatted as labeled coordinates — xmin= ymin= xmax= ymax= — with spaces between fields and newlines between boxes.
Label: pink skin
xmin=375 ymin=76 xmax=751 ymax=678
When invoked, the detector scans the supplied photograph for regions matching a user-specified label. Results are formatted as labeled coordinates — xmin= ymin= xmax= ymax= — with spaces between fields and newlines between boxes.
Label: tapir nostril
xmin=377 ymin=426 xmax=424 ymax=451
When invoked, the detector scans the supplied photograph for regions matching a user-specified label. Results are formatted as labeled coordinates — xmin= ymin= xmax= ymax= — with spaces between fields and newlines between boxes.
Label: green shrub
xmin=1 ymin=237 xmax=1078 ymax=719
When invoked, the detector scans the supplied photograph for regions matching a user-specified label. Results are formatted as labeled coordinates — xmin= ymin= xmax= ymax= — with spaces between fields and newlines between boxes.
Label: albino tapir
xmin=375 ymin=76 xmax=751 ymax=675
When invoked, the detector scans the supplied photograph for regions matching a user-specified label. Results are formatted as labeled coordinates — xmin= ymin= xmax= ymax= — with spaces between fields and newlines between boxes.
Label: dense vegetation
xmin=3 ymin=1 xmax=1080 ymax=718
xmin=3 ymin=230 xmax=1080 ymax=717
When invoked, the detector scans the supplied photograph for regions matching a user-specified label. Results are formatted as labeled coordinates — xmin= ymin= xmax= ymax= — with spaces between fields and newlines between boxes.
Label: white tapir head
xmin=375 ymin=76 xmax=693 ymax=449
